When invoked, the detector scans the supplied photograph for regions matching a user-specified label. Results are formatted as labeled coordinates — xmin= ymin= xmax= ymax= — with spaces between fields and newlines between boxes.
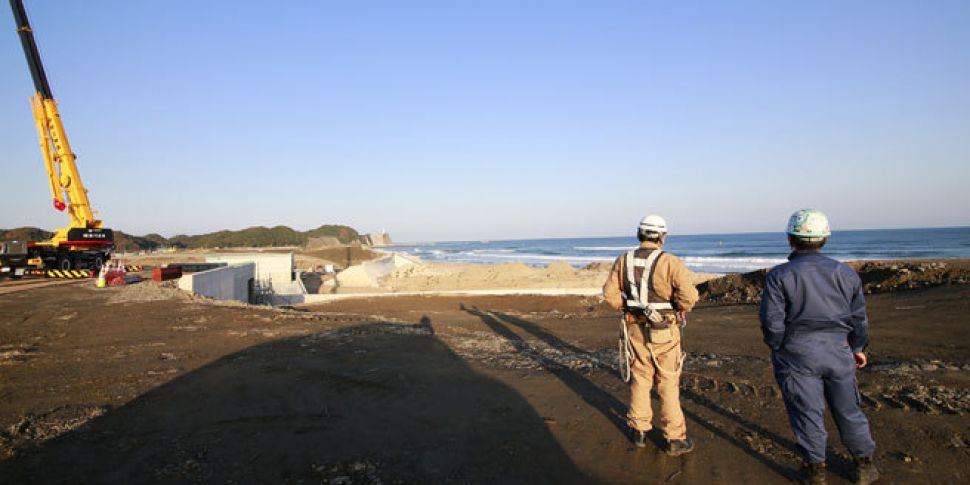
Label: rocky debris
xmin=854 ymin=261 xmax=970 ymax=293
xmin=858 ymin=359 xmax=970 ymax=415
xmin=869 ymin=384 xmax=970 ymax=415
xmin=895 ymin=452 xmax=918 ymax=464
xmin=312 ymin=459 xmax=383 ymax=484
xmin=442 ymin=328 xmax=614 ymax=372
xmin=152 ymin=439 xmax=214 ymax=482
xmin=683 ymin=352 xmax=751 ymax=370
xmin=697 ymin=269 xmax=770 ymax=305
xmin=680 ymin=373 xmax=779 ymax=401
xmin=0 ymin=405 xmax=107 ymax=458
xmin=308 ymin=320 xmax=970 ymax=420
xmin=949 ymin=435 xmax=968 ymax=449
xmin=868 ymin=359 xmax=969 ymax=375
xmin=698 ymin=259 xmax=970 ymax=305
xmin=0 ymin=344 xmax=39 ymax=366
xmin=736 ymin=429 xmax=796 ymax=460
xmin=300 ymin=323 xmax=435 ymax=350
xmin=104 ymin=280 xmax=192 ymax=304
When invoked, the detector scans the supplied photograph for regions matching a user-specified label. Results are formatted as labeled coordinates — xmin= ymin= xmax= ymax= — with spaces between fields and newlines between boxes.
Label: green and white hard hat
xmin=786 ymin=208 xmax=831 ymax=240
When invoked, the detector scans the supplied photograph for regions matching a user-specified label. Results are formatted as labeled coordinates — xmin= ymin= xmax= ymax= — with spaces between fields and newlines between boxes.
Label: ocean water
xmin=387 ymin=227 xmax=970 ymax=274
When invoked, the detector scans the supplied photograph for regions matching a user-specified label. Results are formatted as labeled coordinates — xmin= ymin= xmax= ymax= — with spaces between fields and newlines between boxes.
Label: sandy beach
xmin=300 ymin=250 xmax=720 ymax=296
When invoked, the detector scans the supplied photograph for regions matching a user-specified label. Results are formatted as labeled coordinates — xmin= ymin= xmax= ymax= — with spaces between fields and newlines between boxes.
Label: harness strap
xmin=623 ymin=249 xmax=672 ymax=310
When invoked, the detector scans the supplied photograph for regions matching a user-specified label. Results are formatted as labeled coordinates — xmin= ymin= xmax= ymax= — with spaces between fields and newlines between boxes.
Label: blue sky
xmin=1 ymin=0 xmax=968 ymax=242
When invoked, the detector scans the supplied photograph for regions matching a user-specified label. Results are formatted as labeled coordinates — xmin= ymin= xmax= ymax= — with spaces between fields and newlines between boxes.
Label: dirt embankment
xmin=699 ymin=259 xmax=970 ymax=305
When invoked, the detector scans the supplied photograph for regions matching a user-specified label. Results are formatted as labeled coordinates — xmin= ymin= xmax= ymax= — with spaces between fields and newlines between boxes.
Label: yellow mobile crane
xmin=3 ymin=0 xmax=113 ymax=273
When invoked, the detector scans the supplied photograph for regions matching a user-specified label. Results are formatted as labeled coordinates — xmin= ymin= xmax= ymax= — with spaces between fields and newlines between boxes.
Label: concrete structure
xmin=204 ymin=252 xmax=306 ymax=304
xmin=359 ymin=231 xmax=393 ymax=247
xmin=178 ymin=263 xmax=255 ymax=303
xmin=207 ymin=253 xmax=294 ymax=288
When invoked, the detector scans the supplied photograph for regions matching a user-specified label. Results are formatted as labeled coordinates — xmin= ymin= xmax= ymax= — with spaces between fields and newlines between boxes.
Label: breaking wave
xmin=388 ymin=228 xmax=970 ymax=273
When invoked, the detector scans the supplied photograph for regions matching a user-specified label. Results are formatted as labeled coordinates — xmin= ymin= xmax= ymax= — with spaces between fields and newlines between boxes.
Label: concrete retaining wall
xmin=178 ymin=263 xmax=255 ymax=303
xmin=207 ymin=253 xmax=294 ymax=287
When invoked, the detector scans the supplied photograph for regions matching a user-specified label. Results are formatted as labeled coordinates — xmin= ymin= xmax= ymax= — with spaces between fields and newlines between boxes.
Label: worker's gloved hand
xmin=675 ymin=311 xmax=686 ymax=323
xmin=853 ymin=352 xmax=868 ymax=369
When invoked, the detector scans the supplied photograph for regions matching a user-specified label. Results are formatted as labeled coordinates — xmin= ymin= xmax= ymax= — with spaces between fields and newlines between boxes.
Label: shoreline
xmin=117 ymin=248 xmax=970 ymax=301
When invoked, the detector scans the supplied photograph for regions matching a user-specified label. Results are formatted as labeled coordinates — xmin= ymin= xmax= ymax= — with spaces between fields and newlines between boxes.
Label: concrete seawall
xmin=178 ymin=263 xmax=255 ymax=303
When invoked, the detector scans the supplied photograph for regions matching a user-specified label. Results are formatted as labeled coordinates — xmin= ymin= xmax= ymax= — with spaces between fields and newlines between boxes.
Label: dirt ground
xmin=1 ymin=280 xmax=969 ymax=484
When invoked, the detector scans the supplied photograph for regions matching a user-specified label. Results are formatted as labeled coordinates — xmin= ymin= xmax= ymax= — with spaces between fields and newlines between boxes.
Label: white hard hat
xmin=638 ymin=214 xmax=668 ymax=234
xmin=786 ymin=208 xmax=831 ymax=240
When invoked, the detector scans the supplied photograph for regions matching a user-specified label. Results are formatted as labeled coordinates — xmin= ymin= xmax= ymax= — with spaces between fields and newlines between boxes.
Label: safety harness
xmin=618 ymin=248 xmax=686 ymax=383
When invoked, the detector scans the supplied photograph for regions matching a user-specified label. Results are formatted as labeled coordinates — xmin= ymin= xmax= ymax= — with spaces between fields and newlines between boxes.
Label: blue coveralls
xmin=759 ymin=250 xmax=876 ymax=464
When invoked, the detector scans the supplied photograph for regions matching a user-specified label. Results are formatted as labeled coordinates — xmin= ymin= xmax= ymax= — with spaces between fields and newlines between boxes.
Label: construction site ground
xmin=1 ymin=280 xmax=969 ymax=484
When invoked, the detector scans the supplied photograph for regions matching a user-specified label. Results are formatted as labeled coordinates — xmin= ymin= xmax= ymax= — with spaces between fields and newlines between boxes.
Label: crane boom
xmin=11 ymin=0 xmax=100 ymax=228
xmin=5 ymin=0 xmax=112 ymax=272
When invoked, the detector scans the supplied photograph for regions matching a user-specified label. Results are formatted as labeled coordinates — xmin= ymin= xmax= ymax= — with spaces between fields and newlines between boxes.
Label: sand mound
xmin=380 ymin=260 xmax=607 ymax=292
xmin=333 ymin=253 xmax=421 ymax=289
xmin=323 ymin=251 xmax=715 ymax=294
xmin=543 ymin=261 xmax=577 ymax=276
xmin=106 ymin=280 xmax=191 ymax=304
xmin=489 ymin=263 xmax=535 ymax=279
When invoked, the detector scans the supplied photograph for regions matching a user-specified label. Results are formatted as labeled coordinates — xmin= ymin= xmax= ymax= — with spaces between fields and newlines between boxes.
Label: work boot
xmin=854 ymin=456 xmax=880 ymax=484
xmin=665 ymin=437 xmax=695 ymax=456
xmin=799 ymin=462 xmax=826 ymax=485
xmin=632 ymin=429 xmax=649 ymax=448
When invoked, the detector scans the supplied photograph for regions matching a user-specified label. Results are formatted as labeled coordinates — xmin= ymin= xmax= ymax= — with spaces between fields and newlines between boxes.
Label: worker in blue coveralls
xmin=759 ymin=209 xmax=879 ymax=485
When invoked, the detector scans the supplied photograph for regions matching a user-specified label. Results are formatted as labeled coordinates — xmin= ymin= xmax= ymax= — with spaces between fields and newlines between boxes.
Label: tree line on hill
xmin=0 ymin=224 xmax=359 ymax=252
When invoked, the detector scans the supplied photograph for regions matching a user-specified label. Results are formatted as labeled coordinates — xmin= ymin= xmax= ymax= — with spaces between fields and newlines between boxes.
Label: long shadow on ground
xmin=0 ymin=321 xmax=585 ymax=484
xmin=461 ymin=306 xmax=634 ymax=439
xmin=473 ymin=308 xmax=831 ymax=482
